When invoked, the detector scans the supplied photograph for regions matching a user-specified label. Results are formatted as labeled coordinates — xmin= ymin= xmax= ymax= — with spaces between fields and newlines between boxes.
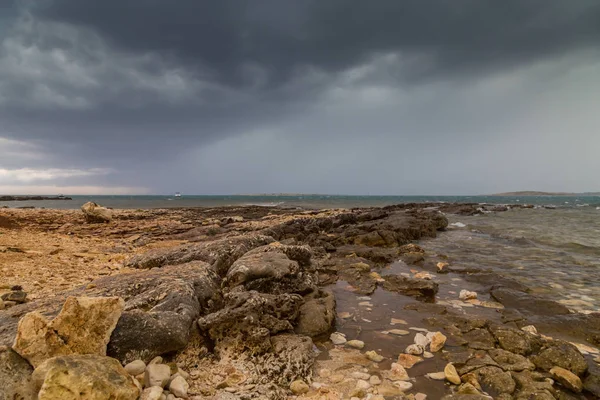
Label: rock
xmin=406 ymin=344 xmax=424 ymax=355
xmin=531 ymin=341 xmax=588 ymax=376
xmin=32 ymin=354 xmax=139 ymax=400
xmin=144 ymin=364 xmax=171 ymax=388
xmin=521 ymin=325 xmax=537 ymax=335
xmin=0 ymin=346 xmax=36 ymax=400
xmin=490 ymin=287 xmax=571 ymax=316
xmin=393 ymin=381 xmax=413 ymax=391
xmin=141 ymin=387 xmax=164 ymax=400
xmin=148 ymin=356 xmax=163 ymax=365
xmin=124 ymin=359 xmax=146 ymax=376
xmin=415 ymin=393 xmax=427 ymax=400
xmin=347 ymin=340 xmax=365 ymax=349
xmin=370 ymin=375 xmax=382 ymax=385
xmin=472 ymin=366 xmax=515 ymax=395
xmin=437 ymin=262 xmax=449 ymax=273
xmin=81 ymin=201 xmax=112 ymax=223
xmin=427 ymin=372 xmax=446 ymax=380
xmin=459 ymin=290 xmax=477 ymax=301
xmin=351 ymin=372 xmax=371 ymax=380
xmin=388 ymin=329 xmax=410 ymax=336
xmin=1 ymin=290 xmax=27 ymax=304
xmin=487 ymin=348 xmax=535 ymax=372
xmin=319 ymin=368 xmax=332 ymax=378
xmin=445 ymin=363 xmax=461 ymax=385
xmin=430 ymin=331 xmax=447 ymax=352
xmin=457 ymin=383 xmax=480 ymax=395
xmin=550 ymin=366 xmax=582 ymax=393
xmin=414 ymin=332 xmax=429 ymax=347
xmin=423 ymin=351 xmax=434 ymax=359
xmin=365 ymin=350 xmax=384 ymax=362
xmin=0 ymin=298 xmax=4 ymax=310
xmin=290 ymin=380 xmax=309 ymax=394
xmin=330 ymin=332 xmax=347 ymax=345
xmin=356 ymin=379 xmax=371 ymax=390
xmin=490 ymin=326 xmax=542 ymax=356
xmin=329 ymin=374 xmax=344 ymax=383
xmin=382 ymin=275 xmax=438 ymax=302
xmin=168 ymin=375 xmax=189 ymax=398
xmin=385 ymin=363 xmax=409 ymax=381
xmin=13 ymin=296 xmax=124 ymax=367
xmin=397 ymin=353 xmax=423 ymax=368
xmin=295 ymin=290 xmax=336 ymax=337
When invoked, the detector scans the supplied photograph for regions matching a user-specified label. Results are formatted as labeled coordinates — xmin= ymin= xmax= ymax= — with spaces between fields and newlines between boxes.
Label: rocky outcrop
xmin=295 ymin=290 xmax=336 ymax=337
xmin=382 ymin=274 xmax=439 ymax=302
xmin=32 ymin=354 xmax=139 ymax=399
xmin=13 ymin=296 xmax=123 ymax=368
xmin=0 ymin=346 xmax=36 ymax=400
xmin=81 ymin=201 xmax=112 ymax=223
xmin=126 ymin=234 xmax=275 ymax=274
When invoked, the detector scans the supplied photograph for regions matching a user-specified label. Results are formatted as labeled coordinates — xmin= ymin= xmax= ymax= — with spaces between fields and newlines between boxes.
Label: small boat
xmin=174 ymin=192 xmax=181 ymax=197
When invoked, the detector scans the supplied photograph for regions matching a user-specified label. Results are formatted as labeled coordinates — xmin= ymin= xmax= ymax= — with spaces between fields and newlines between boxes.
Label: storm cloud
xmin=1 ymin=0 xmax=599 ymax=194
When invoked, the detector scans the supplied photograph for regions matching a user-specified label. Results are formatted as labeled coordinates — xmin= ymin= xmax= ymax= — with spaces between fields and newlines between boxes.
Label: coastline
xmin=1 ymin=203 xmax=599 ymax=399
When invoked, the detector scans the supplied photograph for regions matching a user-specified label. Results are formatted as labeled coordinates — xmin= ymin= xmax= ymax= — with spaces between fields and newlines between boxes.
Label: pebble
xmin=414 ymin=272 xmax=433 ymax=280
xmin=423 ymin=351 xmax=434 ymax=359
xmin=329 ymin=374 xmax=345 ymax=383
xmin=166 ymin=394 xmax=176 ymax=400
xmin=319 ymin=368 xmax=332 ymax=378
xmin=168 ymin=376 xmax=189 ymax=398
xmin=347 ymin=340 xmax=365 ymax=349
xmin=330 ymin=332 xmax=347 ymax=345
xmin=290 ymin=380 xmax=310 ymax=395
xmin=409 ymin=327 xmax=428 ymax=332
xmin=365 ymin=350 xmax=384 ymax=362
xmin=145 ymin=364 xmax=171 ymax=388
xmin=393 ymin=381 xmax=413 ymax=391
xmin=405 ymin=344 xmax=424 ymax=355
xmin=311 ymin=382 xmax=324 ymax=389
xmin=459 ymin=290 xmax=477 ymax=300
xmin=125 ymin=360 xmax=147 ymax=376
xmin=388 ymin=329 xmax=410 ymax=336
xmin=397 ymin=354 xmax=423 ymax=369
xmin=338 ymin=312 xmax=352 ymax=319
xmin=369 ymin=375 xmax=382 ymax=385
xmin=415 ymin=393 xmax=427 ymax=400
xmin=426 ymin=372 xmax=446 ymax=380
xmin=429 ymin=332 xmax=447 ymax=352
xmin=356 ymin=379 xmax=371 ymax=390
xmin=141 ymin=387 xmax=163 ymax=400
xmin=388 ymin=363 xmax=409 ymax=381
xmin=351 ymin=372 xmax=371 ymax=380
xmin=358 ymin=301 xmax=374 ymax=307
xmin=148 ymin=356 xmax=163 ymax=365
xmin=414 ymin=333 xmax=429 ymax=347
xmin=391 ymin=318 xmax=407 ymax=325
xmin=521 ymin=325 xmax=537 ymax=335
xmin=444 ymin=363 xmax=461 ymax=385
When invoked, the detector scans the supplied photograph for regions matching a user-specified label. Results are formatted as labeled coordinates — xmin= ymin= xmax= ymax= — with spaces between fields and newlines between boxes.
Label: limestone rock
xmin=144 ymin=364 xmax=171 ymax=388
xmin=550 ymin=366 xmax=582 ymax=393
xmin=124 ymin=359 xmax=146 ymax=376
xmin=427 ymin=372 xmax=446 ymax=380
xmin=81 ymin=202 xmax=112 ymax=223
xmin=406 ymin=344 xmax=424 ymax=355
xmin=490 ymin=326 xmax=542 ymax=356
xmin=330 ymin=332 xmax=347 ymax=345
xmin=414 ymin=332 xmax=429 ymax=347
xmin=365 ymin=350 xmax=384 ymax=362
xmin=430 ymin=331 xmax=447 ymax=352
xmin=382 ymin=275 xmax=438 ymax=302
xmin=459 ymin=290 xmax=477 ymax=301
xmin=531 ymin=341 xmax=588 ymax=376
xmin=1 ymin=290 xmax=27 ymax=304
xmin=141 ymin=387 xmax=164 ymax=400
xmin=290 ymin=380 xmax=309 ymax=394
xmin=168 ymin=375 xmax=189 ymax=397
xmin=397 ymin=353 xmax=423 ymax=369
xmin=32 ymin=354 xmax=139 ymax=400
xmin=347 ymin=340 xmax=365 ymax=349
xmin=13 ymin=296 xmax=124 ymax=367
xmin=295 ymin=290 xmax=336 ymax=337
xmin=445 ymin=363 xmax=461 ymax=385
xmin=472 ymin=366 xmax=515 ymax=395
xmin=0 ymin=346 xmax=36 ymax=400
xmin=385 ymin=363 xmax=409 ymax=381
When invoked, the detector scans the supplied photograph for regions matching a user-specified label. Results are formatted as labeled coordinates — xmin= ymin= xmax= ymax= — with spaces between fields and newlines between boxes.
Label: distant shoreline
xmin=0 ymin=196 xmax=72 ymax=201
xmin=489 ymin=191 xmax=600 ymax=196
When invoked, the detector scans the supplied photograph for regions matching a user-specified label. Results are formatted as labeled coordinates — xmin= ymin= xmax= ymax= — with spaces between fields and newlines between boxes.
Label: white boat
xmin=174 ymin=192 xmax=181 ymax=197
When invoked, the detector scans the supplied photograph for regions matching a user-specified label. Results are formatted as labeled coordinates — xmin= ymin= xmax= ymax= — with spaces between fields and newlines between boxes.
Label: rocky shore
xmin=0 ymin=195 xmax=72 ymax=201
xmin=0 ymin=203 xmax=598 ymax=399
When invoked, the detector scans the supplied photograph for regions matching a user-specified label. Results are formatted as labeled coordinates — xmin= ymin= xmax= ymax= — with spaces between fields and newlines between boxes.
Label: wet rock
xmin=32 ymin=354 xmax=139 ymax=399
xmin=531 ymin=341 xmax=588 ymax=376
xmin=488 ymin=348 xmax=535 ymax=372
xmin=583 ymin=362 xmax=600 ymax=397
xmin=81 ymin=201 xmax=112 ymax=223
xmin=1 ymin=290 xmax=27 ymax=304
xmin=347 ymin=340 xmax=365 ymax=349
xmin=490 ymin=326 xmax=542 ymax=356
xmin=124 ymin=359 xmax=146 ymax=376
xmin=388 ymin=329 xmax=410 ymax=336
xmin=458 ymin=383 xmax=481 ymax=395
xmin=457 ymin=352 xmax=500 ymax=375
xmin=473 ymin=366 xmax=516 ymax=396
xmin=427 ymin=371 xmax=446 ymax=380
xmin=393 ymin=381 xmax=413 ymax=391
xmin=490 ymin=287 xmax=571 ymax=316
xmin=382 ymin=275 xmax=438 ymax=302
xmin=290 ymin=379 xmax=309 ymax=394
xmin=445 ymin=363 xmax=461 ymax=384
xmin=13 ymin=296 xmax=124 ymax=367
xmin=422 ymin=332 xmax=442 ymax=353
xmin=414 ymin=332 xmax=429 ymax=347
xmin=366 ymin=350 xmax=384 ymax=362
xmin=459 ymin=290 xmax=477 ymax=301
xmin=0 ymin=346 xmax=36 ymax=400
xmin=397 ymin=353 xmax=423 ymax=368
xmin=385 ymin=363 xmax=410 ymax=381
xmin=406 ymin=344 xmax=424 ymax=355
xmin=295 ymin=290 xmax=335 ymax=337
xmin=462 ymin=328 xmax=496 ymax=350
xmin=168 ymin=375 xmax=189 ymax=397
xmin=550 ymin=366 xmax=582 ymax=393
xmin=253 ymin=334 xmax=315 ymax=387
xmin=197 ymin=291 xmax=302 ymax=356
xmin=126 ymin=234 xmax=275 ymax=274
xmin=521 ymin=325 xmax=538 ymax=335
xmin=330 ymin=332 xmax=347 ymax=345
xmin=510 ymin=370 xmax=555 ymax=398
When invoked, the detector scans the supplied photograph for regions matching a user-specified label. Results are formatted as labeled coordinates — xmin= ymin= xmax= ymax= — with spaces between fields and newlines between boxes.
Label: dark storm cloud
xmin=1 ymin=0 xmax=600 ymax=194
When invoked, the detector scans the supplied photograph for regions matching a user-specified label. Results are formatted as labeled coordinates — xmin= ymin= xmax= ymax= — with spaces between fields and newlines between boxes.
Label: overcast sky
xmin=1 ymin=0 xmax=599 ymax=195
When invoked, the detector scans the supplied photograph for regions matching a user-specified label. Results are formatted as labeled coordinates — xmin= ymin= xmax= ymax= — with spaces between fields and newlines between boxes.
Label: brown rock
xmin=397 ymin=353 xmax=423 ymax=369
xmin=0 ymin=345 xmax=36 ymax=400
xmin=430 ymin=331 xmax=447 ymax=352
xmin=81 ymin=202 xmax=112 ymax=223
xmin=550 ymin=366 xmax=583 ymax=393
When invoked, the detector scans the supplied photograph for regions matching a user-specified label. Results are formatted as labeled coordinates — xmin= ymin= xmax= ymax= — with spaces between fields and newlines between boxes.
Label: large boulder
xmin=295 ymin=290 xmax=336 ymax=337
xmin=197 ymin=290 xmax=303 ymax=356
xmin=1 ymin=262 xmax=222 ymax=363
xmin=382 ymin=274 xmax=439 ymax=302
xmin=530 ymin=340 xmax=588 ymax=376
xmin=13 ymin=296 xmax=124 ymax=368
xmin=32 ymin=354 xmax=139 ymax=400
xmin=126 ymin=234 xmax=275 ymax=275
xmin=0 ymin=346 xmax=36 ymax=400
xmin=81 ymin=202 xmax=112 ymax=223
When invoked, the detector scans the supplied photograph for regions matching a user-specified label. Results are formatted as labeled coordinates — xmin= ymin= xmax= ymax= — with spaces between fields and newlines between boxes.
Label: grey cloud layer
xmin=1 ymin=0 xmax=599 ymax=193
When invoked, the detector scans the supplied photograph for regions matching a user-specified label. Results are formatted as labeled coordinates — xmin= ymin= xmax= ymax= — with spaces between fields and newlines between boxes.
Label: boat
xmin=174 ymin=192 xmax=181 ymax=197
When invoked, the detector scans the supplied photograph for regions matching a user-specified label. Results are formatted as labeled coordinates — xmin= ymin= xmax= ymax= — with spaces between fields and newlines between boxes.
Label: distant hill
xmin=490 ymin=191 xmax=600 ymax=196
